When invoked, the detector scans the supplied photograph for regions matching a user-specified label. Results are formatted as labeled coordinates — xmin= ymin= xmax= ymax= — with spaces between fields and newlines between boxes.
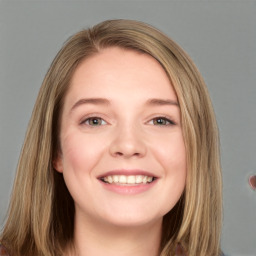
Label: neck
xmin=68 ymin=213 xmax=162 ymax=256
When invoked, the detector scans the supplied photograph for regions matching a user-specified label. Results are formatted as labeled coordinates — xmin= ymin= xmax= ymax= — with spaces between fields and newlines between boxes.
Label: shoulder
xmin=0 ymin=244 xmax=9 ymax=256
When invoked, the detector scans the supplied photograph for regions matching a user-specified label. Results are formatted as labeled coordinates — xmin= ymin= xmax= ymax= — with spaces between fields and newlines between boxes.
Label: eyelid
xmin=147 ymin=116 xmax=177 ymax=126
xmin=78 ymin=114 xmax=177 ymax=126
xmin=79 ymin=114 xmax=108 ymax=126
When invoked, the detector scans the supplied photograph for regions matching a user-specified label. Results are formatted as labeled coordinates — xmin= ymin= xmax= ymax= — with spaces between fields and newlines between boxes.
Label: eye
xmin=149 ymin=117 xmax=175 ymax=126
xmin=81 ymin=117 xmax=107 ymax=126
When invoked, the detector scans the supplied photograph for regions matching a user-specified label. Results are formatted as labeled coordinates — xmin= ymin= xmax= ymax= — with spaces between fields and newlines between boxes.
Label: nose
xmin=109 ymin=124 xmax=147 ymax=158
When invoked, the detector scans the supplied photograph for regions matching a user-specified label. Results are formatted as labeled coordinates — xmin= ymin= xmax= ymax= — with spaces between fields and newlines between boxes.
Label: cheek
xmin=154 ymin=131 xmax=187 ymax=173
xmin=164 ymin=133 xmax=187 ymax=187
xmin=151 ymin=132 xmax=186 ymax=211
xmin=61 ymin=131 xmax=106 ymax=174
xmin=60 ymin=132 xmax=108 ymax=207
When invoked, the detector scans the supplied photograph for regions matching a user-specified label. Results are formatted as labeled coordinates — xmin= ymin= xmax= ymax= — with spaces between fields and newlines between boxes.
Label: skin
xmin=54 ymin=47 xmax=187 ymax=256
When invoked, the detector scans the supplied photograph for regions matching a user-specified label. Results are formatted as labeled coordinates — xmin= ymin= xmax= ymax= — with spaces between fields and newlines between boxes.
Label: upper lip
xmin=97 ymin=169 xmax=158 ymax=179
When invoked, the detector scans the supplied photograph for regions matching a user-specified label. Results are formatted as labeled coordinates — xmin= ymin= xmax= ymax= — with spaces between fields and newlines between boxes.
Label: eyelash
xmin=149 ymin=116 xmax=176 ymax=126
xmin=80 ymin=116 xmax=107 ymax=126
xmin=80 ymin=116 xmax=176 ymax=127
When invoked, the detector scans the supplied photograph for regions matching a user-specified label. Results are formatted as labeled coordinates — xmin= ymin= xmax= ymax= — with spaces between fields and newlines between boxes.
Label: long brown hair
xmin=1 ymin=19 xmax=222 ymax=256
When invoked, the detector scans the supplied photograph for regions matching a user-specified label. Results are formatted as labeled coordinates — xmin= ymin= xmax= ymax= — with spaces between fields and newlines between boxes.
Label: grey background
xmin=0 ymin=1 xmax=255 ymax=255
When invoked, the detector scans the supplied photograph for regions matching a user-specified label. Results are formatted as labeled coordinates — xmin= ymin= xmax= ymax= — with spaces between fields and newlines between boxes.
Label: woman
xmin=0 ymin=19 xmax=222 ymax=256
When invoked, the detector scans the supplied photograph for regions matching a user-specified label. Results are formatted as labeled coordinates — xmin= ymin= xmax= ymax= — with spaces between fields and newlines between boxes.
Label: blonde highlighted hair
xmin=1 ymin=19 xmax=222 ymax=256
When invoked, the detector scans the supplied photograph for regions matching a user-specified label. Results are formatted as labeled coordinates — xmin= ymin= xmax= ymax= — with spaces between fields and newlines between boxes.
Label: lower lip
xmin=99 ymin=180 xmax=157 ymax=195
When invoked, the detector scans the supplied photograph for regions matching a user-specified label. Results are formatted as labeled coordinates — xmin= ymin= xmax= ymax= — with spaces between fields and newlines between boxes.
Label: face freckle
xmin=54 ymin=47 xmax=187 ymax=228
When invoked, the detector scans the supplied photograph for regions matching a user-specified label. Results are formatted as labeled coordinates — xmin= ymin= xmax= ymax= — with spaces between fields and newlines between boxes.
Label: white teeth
xmin=119 ymin=175 xmax=126 ymax=184
xmin=136 ymin=175 xmax=143 ymax=183
xmin=102 ymin=175 xmax=154 ymax=185
xmin=147 ymin=176 xmax=153 ymax=182
xmin=113 ymin=175 xmax=119 ymax=183
xmin=127 ymin=175 xmax=136 ymax=184
xmin=108 ymin=176 xmax=113 ymax=183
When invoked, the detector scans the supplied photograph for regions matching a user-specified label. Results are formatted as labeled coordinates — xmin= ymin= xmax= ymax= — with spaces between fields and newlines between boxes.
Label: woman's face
xmin=55 ymin=47 xmax=186 ymax=227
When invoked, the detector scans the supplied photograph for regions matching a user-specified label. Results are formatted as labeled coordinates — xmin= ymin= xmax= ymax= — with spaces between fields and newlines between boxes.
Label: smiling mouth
xmin=100 ymin=175 xmax=156 ymax=185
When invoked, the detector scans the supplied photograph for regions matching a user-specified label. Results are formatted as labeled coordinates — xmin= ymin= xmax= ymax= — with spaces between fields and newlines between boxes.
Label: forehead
xmin=65 ymin=47 xmax=177 ymax=105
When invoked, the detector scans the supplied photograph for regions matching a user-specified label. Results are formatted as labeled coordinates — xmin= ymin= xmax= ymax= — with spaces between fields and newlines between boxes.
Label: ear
xmin=53 ymin=153 xmax=64 ymax=173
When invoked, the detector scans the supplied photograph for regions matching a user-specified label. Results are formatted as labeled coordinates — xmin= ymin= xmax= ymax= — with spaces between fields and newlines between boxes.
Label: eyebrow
xmin=145 ymin=98 xmax=179 ymax=107
xmin=70 ymin=97 xmax=179 ymax=113
xmin=70 ymin=98 xmax=110 ymax=112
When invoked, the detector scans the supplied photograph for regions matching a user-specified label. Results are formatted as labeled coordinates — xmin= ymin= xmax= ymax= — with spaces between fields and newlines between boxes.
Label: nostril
xmin=248 ymin=175 xmax=256 ymax=190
